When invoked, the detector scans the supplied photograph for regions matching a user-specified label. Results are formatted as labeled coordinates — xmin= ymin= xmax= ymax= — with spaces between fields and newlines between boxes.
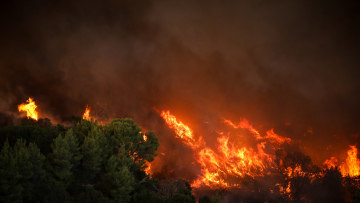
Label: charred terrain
xmin=1 ymin=0 xmax=360 ymax=202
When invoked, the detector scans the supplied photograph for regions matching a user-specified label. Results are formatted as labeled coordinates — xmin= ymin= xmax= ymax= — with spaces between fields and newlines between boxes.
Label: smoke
xmin=0 ymin=0 xmax=359 ymax=197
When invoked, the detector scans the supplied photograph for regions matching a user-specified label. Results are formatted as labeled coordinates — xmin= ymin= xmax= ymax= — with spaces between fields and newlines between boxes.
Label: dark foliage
xmin=0 ymin=116 xmax=195 ymax=203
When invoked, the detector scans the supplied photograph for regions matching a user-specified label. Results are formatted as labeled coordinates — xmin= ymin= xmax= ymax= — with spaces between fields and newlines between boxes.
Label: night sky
xmin=0 ymin=0 xmax=359 ymax=165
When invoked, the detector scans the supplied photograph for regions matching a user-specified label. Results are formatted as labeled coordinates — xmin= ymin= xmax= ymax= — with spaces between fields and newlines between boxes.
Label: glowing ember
xmin=143 ymin=134 xmax=147 ymax=142
xmin=18 ymin=97 xmax=38 ymax=120
xmin=83 ymin=105 xmax=91 ymax=120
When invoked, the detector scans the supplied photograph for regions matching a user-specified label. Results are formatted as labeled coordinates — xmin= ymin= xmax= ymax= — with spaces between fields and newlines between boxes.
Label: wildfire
xmin=345 ymin=146 xmax=360 ymax=177
xmin=323 ymin=157 xmax=338 ymax=169
xmin=324 ymin=145 xmax=360 ymax=177
xmin=160 ymin=110 xmax=290 ymax=189
xmin=83 ymin=105 xmax=91 ymax=120
xmin=18 ymin=97 xmax=38 ymax=120
xmin=223 ymin=119 xmax=291 ymax=144
xmin=223 ymin=118 xmax=261 ymax=139
xmin=145 ymin=163 xmax=151 ymax=175
xmin=265 ymin=129 xmax=291 ymax=145
xmin=160 ymin=111 xmax=204 ymax=149
xmin=341 ymin=145 xmax=360 ymax=177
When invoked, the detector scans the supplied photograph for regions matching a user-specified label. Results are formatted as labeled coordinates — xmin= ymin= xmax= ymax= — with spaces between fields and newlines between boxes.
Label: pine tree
xmin=81 ymin=136 xmax=102 ymax=181
xmin=0 ymin=140 xmax=22 ymax=202
xmin=51 ymin=134 xmax=73 ymax=185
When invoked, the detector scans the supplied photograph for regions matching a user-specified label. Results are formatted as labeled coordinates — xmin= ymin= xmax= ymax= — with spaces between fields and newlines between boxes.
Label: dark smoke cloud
xmin=0 ymin=0 xmax=359 ymax=188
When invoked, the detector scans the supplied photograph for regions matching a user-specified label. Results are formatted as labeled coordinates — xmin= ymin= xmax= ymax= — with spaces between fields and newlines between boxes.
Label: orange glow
xmin=83 ymin=105 xmax=91 ymax=120
xmin=340 ymin=145 xmax=360 ymax=177
xmin=223 ymin=118 xmax=261 ymax=139
xmin=160 ymin=110 xmax=292 ymax=189
xmin=160 ymin=110 xmax=204 ymax=149
xmin=145 ymin=163 xmax=151 ymax=175
xmin=143 ymin=134 xmax=147 ymax=141
xmin=323 ymin=157 xmax=338 ymax=169
xmin=286 ymin=165 xmax=305 ymax=177
xmin=223 ymin=119 xmax=291 ymax=144
xmin=324 ymin=145 xmax=360 ymax=177
xmin=346 ymin=146 xmax=360 ymax=176
xmin=18 ymin=97 xmax=38 ymax=120
xmin=265 ymin=129 xmax=291 ymax=145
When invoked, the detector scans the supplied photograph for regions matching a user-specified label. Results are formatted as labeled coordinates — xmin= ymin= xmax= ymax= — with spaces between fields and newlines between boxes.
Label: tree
xmin=0 ymin=139 xmax=46 ymax=202
xmin=212 ymin=192 xmax=221 ymax=203
xmin=0 ymin=140 xmax=22 ymax=202
xmin=98 ymin=155 xmax=136 ymax=203
xmin=199 ymin=196 xmax=212 ymax=203
xmin=275 ymin=149 xmax=316 ymax=201
xmin=0 ymin=117 xmax=165 ymax=202
xmin=310 ymin=168 xmax=346 ymax=203
xmin=80 ymin=135 xmax=102 ymax=182
xmin=156 ymin=179 xmax=195 ymax=202
xmin=50 ymin=134 xmax=73 ymax=185
xmin=64 ymin=129 xmax=82 ymax=171
xmin=105 ymin=119 xmax=159 ymax=177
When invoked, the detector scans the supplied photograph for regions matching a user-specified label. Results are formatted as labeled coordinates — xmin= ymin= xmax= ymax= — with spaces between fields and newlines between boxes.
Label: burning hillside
xmin=0 ymin=0 xmax=359 ymax=202
xmin=1 ymin=97 xmax=360 ymax=202
xmin=154 ymin=110 xmax=360 ymax=201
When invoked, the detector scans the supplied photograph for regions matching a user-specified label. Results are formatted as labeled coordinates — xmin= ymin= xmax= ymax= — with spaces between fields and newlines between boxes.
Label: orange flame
xmin=223 ymin=119 xmax=291 ymax=144
xmin=160 ymin=110 xmax=289 ymax=189
xmin=145 ymin=163 xmax=151 ymax=175
xmin=323 ymin=157 xmax=338 ymax=169
xmin=340 ymin=145 xmax=360 ymax=177
xmin=265 ymin=129 xmax=291 ymax=145
xmin=160 ymin=110 xmax=204 ymax=149
xmin=83 ymin=105 xmax=91 ymax=120
xmin=223 ymin=118 xmax=261 ymax=139
xmin=324 ymin=145 xmax=360 ymax=177
xmin=346 ymin=146 xmax=360 ymax=176
xmin=18 ymin=97 xmax=38 ymax=120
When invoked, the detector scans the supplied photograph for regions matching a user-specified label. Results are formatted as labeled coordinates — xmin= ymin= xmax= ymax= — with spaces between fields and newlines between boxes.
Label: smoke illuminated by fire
xmin=18 ymin=97 xmax=38 ymax=120
xmin=160 ymin=110 xmax=294 ymax=189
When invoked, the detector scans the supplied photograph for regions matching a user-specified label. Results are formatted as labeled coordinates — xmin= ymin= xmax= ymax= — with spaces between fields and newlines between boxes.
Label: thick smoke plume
xmin=0 ymin=0 xmax=359 ymax=198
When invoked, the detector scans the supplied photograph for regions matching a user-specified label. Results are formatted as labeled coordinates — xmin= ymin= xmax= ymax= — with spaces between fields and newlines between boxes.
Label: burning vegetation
xmin=2 ymin=100 xmax=199 ymax=202
xmin=157 ymin=110 xmax=360 ymax=202
xmin=1 ymin=99 xmax=360 ymax=202
xmin=0 ymin=0 xmax=358 ymax=202
xmin=18 ymin=98 xmax=38 ymax=120
xmin=82 ymin=105 xmax=91 ymax=121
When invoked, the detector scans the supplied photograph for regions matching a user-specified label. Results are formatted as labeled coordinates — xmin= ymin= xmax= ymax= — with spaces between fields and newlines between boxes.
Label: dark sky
xmin=0 ymin=0 xmax=359 ymax=164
